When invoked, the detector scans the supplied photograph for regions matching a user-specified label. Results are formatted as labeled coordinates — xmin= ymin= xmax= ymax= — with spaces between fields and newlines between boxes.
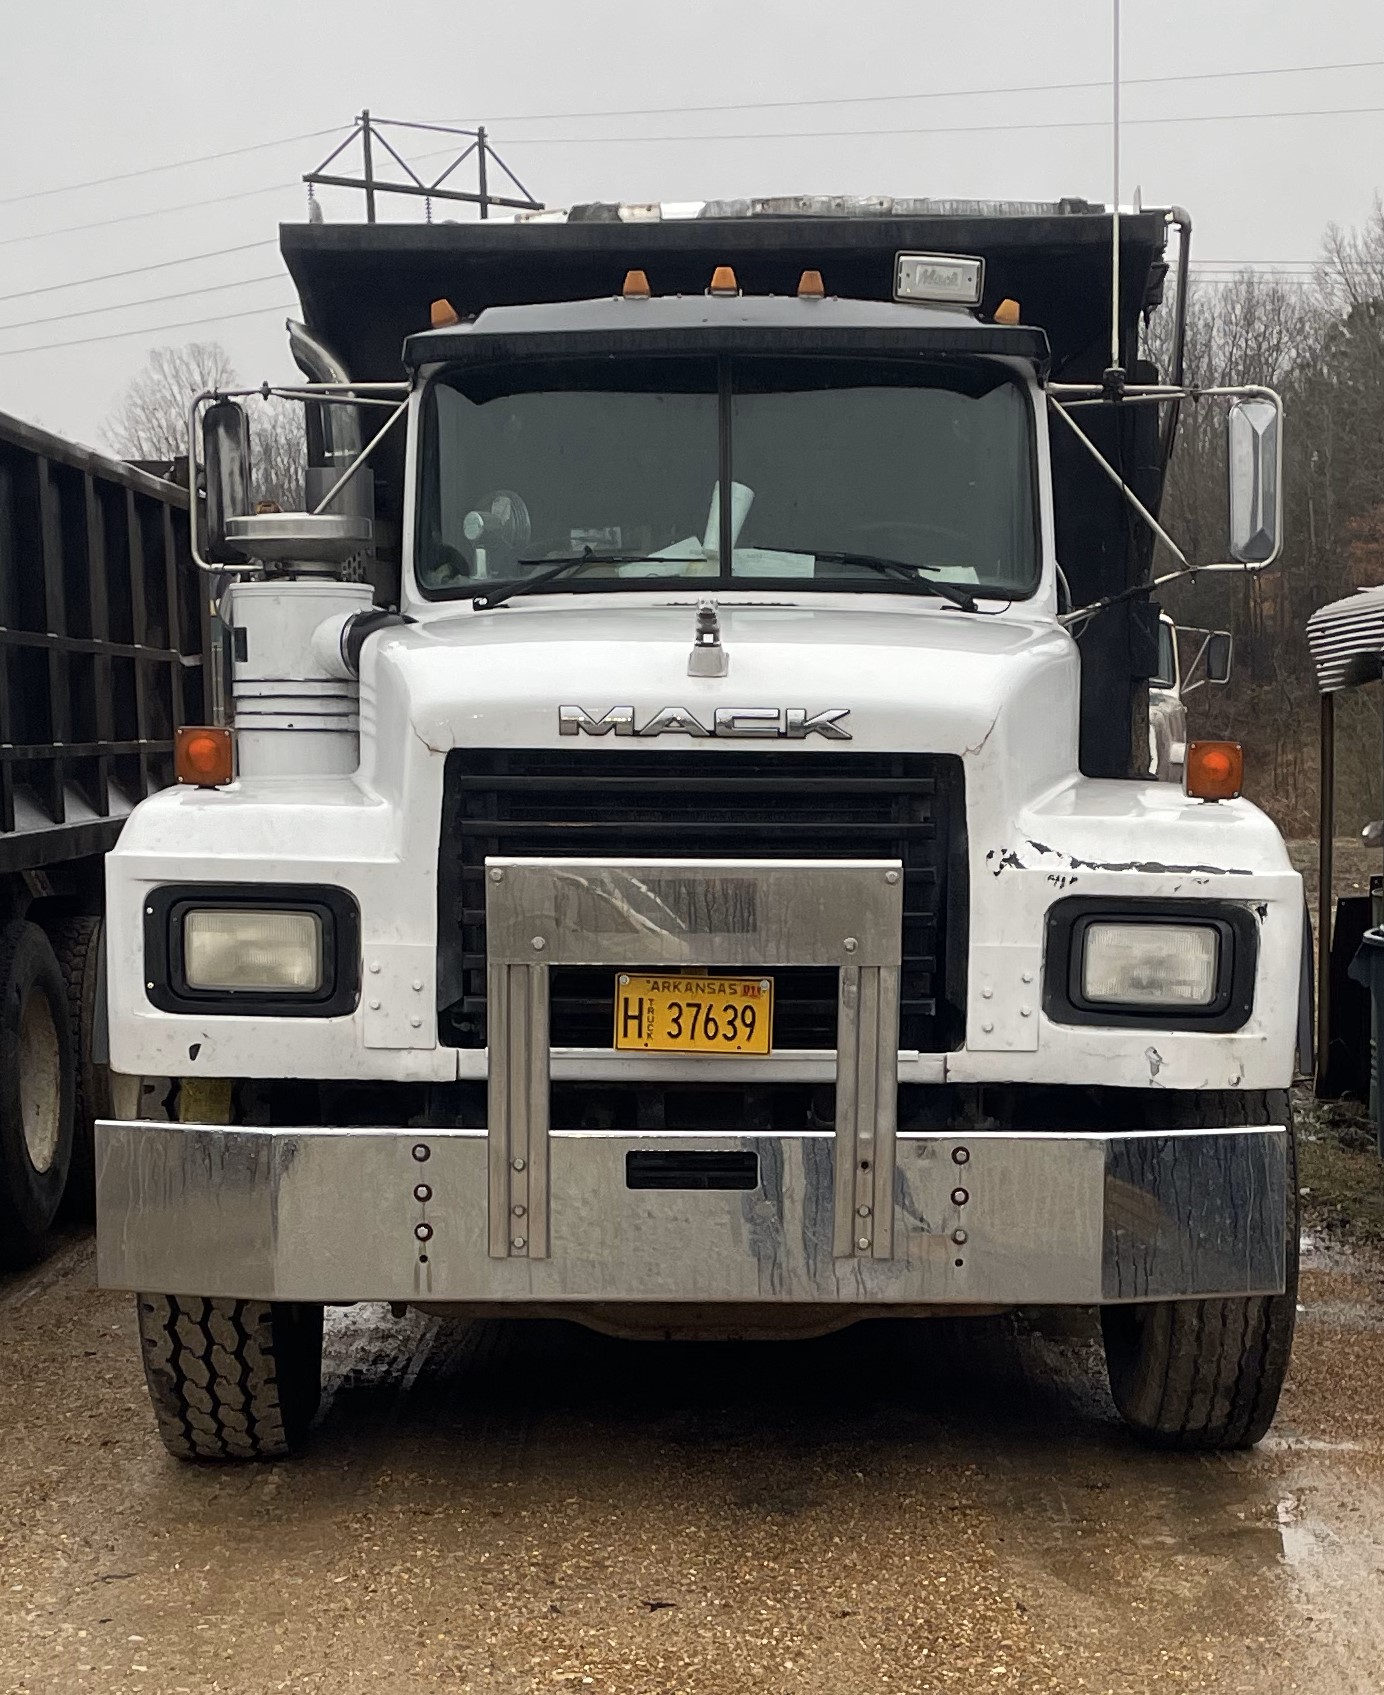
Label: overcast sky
xmin=2 ymin=0 xmax=1383 ymax=445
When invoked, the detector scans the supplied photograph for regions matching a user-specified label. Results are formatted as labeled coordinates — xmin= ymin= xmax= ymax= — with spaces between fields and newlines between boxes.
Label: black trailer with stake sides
xmin=0 ymin=408 xmax=208 ymax=1265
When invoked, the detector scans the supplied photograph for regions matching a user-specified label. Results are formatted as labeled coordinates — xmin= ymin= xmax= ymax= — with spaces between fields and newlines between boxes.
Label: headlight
xmin=143 ymin=885 xmax=360 ymax=1017
xmin=183 ymin=909 xmax=323 ymax=993
xmin=1081 ymin=921 xmax=1220 ymax=1008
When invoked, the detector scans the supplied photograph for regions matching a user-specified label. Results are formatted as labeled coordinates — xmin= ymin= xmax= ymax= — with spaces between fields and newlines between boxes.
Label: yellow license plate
xmin=614 ymin=973 xmax=773 ymax=1054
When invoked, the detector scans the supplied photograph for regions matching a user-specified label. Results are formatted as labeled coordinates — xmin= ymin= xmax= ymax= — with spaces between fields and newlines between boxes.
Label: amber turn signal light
xmin=994 ymin=298 xmax=1021 ymax=325
xmin=430 ymin=298 xmax=460 ymax=328
xmin=1184 ymin=739 xmax=1243 ymax=801
xmin=708 ymin=265 xmax=739 ymax=296
xmin=622 ymin=269 xmax=651 ymax=298
xmin=797 ymin=269 xmax=825 ymax=298
xmin=176 ymin=726 xmax=234 ymax=788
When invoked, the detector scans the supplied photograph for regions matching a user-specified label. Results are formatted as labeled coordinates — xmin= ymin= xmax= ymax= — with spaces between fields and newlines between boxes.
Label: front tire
xmin=136 ymin=1294 xmax=324 ymax=1461
xmin=1102 ymin=1091 xmax=1298 ymax=1450
xmin=0 ymin=920 xmax=76 ymax=1266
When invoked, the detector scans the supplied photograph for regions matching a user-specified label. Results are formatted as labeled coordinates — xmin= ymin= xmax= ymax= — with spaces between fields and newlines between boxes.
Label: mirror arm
xmin=310 ymin=399 xmax=409 ymax=517
xmin=1048 ymin=399 xmax=1190 ymax=569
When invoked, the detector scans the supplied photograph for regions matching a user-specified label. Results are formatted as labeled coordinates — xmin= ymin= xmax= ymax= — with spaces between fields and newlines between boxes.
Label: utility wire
xmin=427 ymin=54 xmax=1384 ymax=126
xmin=0 ymin=299 xmax=299 ymax=358
xmin=0 ymin=126 xmax=342 ymax=207
xmin=0 ymin=179 xmax=299 ymax=248
xmin=0 ymin=239 xmax=279 ymax=304
xmin=500 ymin=100 xmax=1384 ymax=146
xmin=0 ymin=272 xmax=287 ymax=334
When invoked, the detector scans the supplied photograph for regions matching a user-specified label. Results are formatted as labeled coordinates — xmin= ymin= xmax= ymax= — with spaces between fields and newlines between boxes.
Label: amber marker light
xmin=1184 ymin=740 xmax=1244 ymax=801
xmin=430 ymin=298 xmax=460 ymax=327
xmin=708 ymin=265 xmax=740 ymax=296
xmin=797 ymin=269 xmax=825 ymax=298
xmin=994 ymin=299 xmax=1021 ymax=324
xmin=622 ymin=269 xmax=651 ymax=298
xmin=176 ymin=726 xmax=234 ymax=788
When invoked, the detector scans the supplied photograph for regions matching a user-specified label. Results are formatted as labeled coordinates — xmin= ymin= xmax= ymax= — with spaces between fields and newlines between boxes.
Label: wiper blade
xmin=471 ymin=548 xmax=669 ymax=610
xmin=781 ymin=547 xmax=978 ymax=612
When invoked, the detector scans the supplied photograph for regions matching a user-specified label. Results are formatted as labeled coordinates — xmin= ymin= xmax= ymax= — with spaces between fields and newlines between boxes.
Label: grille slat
xmin=438 ymin=749 xmax=967 ymax=1052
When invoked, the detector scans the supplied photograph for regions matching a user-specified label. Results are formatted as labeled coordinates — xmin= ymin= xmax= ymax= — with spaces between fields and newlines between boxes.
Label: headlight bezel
xmin=1043 ymin=897 xmax=1258 ymax=1031
xmin=144 ymin=884 xmax=360 ymax=1017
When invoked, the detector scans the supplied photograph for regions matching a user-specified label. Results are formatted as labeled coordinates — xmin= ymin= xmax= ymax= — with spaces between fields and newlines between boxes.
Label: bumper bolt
xmin=489 ymin=867 xmax=504 ymax=882
xmin=512 ymin=1156 xmax=526 ymax=1171
xmin=856 ymin=1204 xmax=871 ymax=1218
xmin=951 ymin=1187 xmax=969 ymax=1206
xmin=414 ymin=1222 xmax=433 ymax=1243
xmin=885 ymin=870 xmax=899 ymax=884
xmin=856 ymin=1236 xmax=870 ymax=1251
xmin=512 ymin=1235 xmax=527 ymax=1250
xmin=512 ymin=1204 xmax=526 ymax=1217
xmin=843 ymin=937 xmax=858 ymax=953
xmin=951 ymin=1228 xmax=968 ymax=1246
xmin=412 ymin=1143 xmax=431 ymax=1163
xmin=413 ymin=1183 xmax=432 ymax=1203
xmin=531 ymin=936 xmax=546 ymax=951
xmin=952 ymin=1146 xmax=970 ymax=1166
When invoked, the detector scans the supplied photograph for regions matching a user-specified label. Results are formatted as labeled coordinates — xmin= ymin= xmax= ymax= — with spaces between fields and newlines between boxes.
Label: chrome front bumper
xmin=95 ymin=1121 xmax=1288 ymax=1305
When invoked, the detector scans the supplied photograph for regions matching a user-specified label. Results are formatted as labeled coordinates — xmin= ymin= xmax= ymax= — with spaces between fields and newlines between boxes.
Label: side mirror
xmin=1205 ymin=630 xmax=1233 ymax=684
xmin=1226 ymin=397 xmax=1282 ymax=565
xmin=202 ymin=400 xmax=252 ymax=565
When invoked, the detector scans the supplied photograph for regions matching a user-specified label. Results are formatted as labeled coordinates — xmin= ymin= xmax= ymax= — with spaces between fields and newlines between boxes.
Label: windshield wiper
xmin=471 ymin=548 xmax=675 ymax=610
xmin=764 ymin=547 xmax=978 ymax=612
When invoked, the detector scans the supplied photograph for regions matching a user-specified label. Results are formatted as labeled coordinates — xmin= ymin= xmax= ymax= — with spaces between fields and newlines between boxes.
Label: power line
xmin=501 ymin=100 xmax=1384 ymax=147
xmin=0 ymin=299 xmax=299 ymax=358
xmin=0 ymin=127 xmax=342 ymax=208
xmin=0 ymin=272 xmax=288 ymax=335
xmin=428 ymin=55 xmax=1384 ymax=126
xmin=0 ymin=239 xmax=279 ymax=304
xmin=0 ymin=179 xmax=299 ymax=249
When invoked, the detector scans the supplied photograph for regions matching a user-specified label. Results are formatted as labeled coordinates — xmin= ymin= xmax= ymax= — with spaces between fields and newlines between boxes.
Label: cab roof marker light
xmin=708 ymin=265 xmax=740 ymax=296
xmin=430 ymin=298 xmax=460 ymax=328
xmin=797 ymin=269 xmax=826 ymax=298
xmin=994 ymin=298 xmax=1021 ymax=324
xmin=893 ymin=252 xmax=985 ymax=307
xmin=622 ymin=269 xmax=651 ymax=299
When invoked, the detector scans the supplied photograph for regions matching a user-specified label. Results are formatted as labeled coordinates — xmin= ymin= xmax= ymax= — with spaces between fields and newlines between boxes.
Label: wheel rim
xmin=18 ymin=988 xmax=61 ymax=1174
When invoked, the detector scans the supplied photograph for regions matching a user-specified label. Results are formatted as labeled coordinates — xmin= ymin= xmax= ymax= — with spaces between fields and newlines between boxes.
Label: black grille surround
xmin=437 ymin=748 xmax=968 ymax=1052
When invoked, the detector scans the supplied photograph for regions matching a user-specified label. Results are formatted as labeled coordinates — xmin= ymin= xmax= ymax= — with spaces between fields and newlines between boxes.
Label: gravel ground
xmin=4 ymin=1230 xmax=1384 ymax=1694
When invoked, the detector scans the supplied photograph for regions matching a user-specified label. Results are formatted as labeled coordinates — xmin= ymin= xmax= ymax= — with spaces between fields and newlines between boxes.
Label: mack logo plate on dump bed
xmin=614 ymin=974 xmax=773 ymax=1054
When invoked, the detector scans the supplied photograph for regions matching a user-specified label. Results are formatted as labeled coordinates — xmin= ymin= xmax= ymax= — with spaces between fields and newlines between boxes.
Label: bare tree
xmin=104 ymin=342 xmax=237 ymax=461
xmin=105 ymin=340 xmax=308 ymax=511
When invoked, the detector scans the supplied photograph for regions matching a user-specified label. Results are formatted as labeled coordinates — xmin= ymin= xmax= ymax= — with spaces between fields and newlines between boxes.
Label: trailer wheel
xmin=0 ymin=920 xmax=76 ymax=1266
xmin=1101 ymin=1090 xmax=1298 ymax=1450
xmin=136 ymin=1294 xmax=324 ymax=1461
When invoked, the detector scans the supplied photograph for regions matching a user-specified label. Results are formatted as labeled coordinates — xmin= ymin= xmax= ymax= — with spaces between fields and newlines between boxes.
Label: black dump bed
xmin=282 ymin=205 xmax=1177 ymax=775
xmin=0 ymin=411 xmax=207 ymax=873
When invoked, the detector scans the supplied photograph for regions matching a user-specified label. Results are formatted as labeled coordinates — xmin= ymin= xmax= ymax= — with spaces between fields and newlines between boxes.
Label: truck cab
xmin=97 ymin=200 xmax=1300 ymax=1461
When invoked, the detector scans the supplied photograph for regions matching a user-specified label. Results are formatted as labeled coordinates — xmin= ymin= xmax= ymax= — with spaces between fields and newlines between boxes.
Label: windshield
xmin=416 ymin=355 xmax=1038 ymax=598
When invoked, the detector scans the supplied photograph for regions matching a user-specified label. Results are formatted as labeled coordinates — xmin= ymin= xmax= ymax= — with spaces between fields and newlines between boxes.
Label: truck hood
xmin=371 ymin=597 xmax=1072 ymax=755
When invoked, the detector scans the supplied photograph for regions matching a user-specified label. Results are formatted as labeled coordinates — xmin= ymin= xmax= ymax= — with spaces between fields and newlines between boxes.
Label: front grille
xmin=437 ymin=749 xmax=967 ymax=1051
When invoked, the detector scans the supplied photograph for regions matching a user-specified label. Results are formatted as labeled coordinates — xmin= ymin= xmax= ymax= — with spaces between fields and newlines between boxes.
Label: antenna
xmin=1110 ymin=0 xmax=1122 ymax=373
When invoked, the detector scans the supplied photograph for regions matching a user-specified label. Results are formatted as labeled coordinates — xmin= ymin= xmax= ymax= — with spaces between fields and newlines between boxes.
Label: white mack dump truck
xmin=94 ymin=198 xmax=1306 ymax=1460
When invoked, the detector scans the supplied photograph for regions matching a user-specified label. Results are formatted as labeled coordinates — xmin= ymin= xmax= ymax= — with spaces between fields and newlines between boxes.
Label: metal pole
xmin=1318 ymin=691 xmax=1335 ymax=1087
xmin=1110 ymin=0 xmax=1121 ymax=371
xmin=477 ymin=124 xmax=489 ymax=220
xmin=361 ymin=108 xmax=377 ymax=224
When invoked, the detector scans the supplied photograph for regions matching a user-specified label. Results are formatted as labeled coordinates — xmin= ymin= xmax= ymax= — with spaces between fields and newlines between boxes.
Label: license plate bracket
xmin=613 ymin=972 xmax=773 ymax=1055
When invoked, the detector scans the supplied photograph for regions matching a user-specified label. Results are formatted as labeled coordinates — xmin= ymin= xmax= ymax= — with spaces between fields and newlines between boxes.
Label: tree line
xmin=1156 ymin=200 xmax=1384 ymax=838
